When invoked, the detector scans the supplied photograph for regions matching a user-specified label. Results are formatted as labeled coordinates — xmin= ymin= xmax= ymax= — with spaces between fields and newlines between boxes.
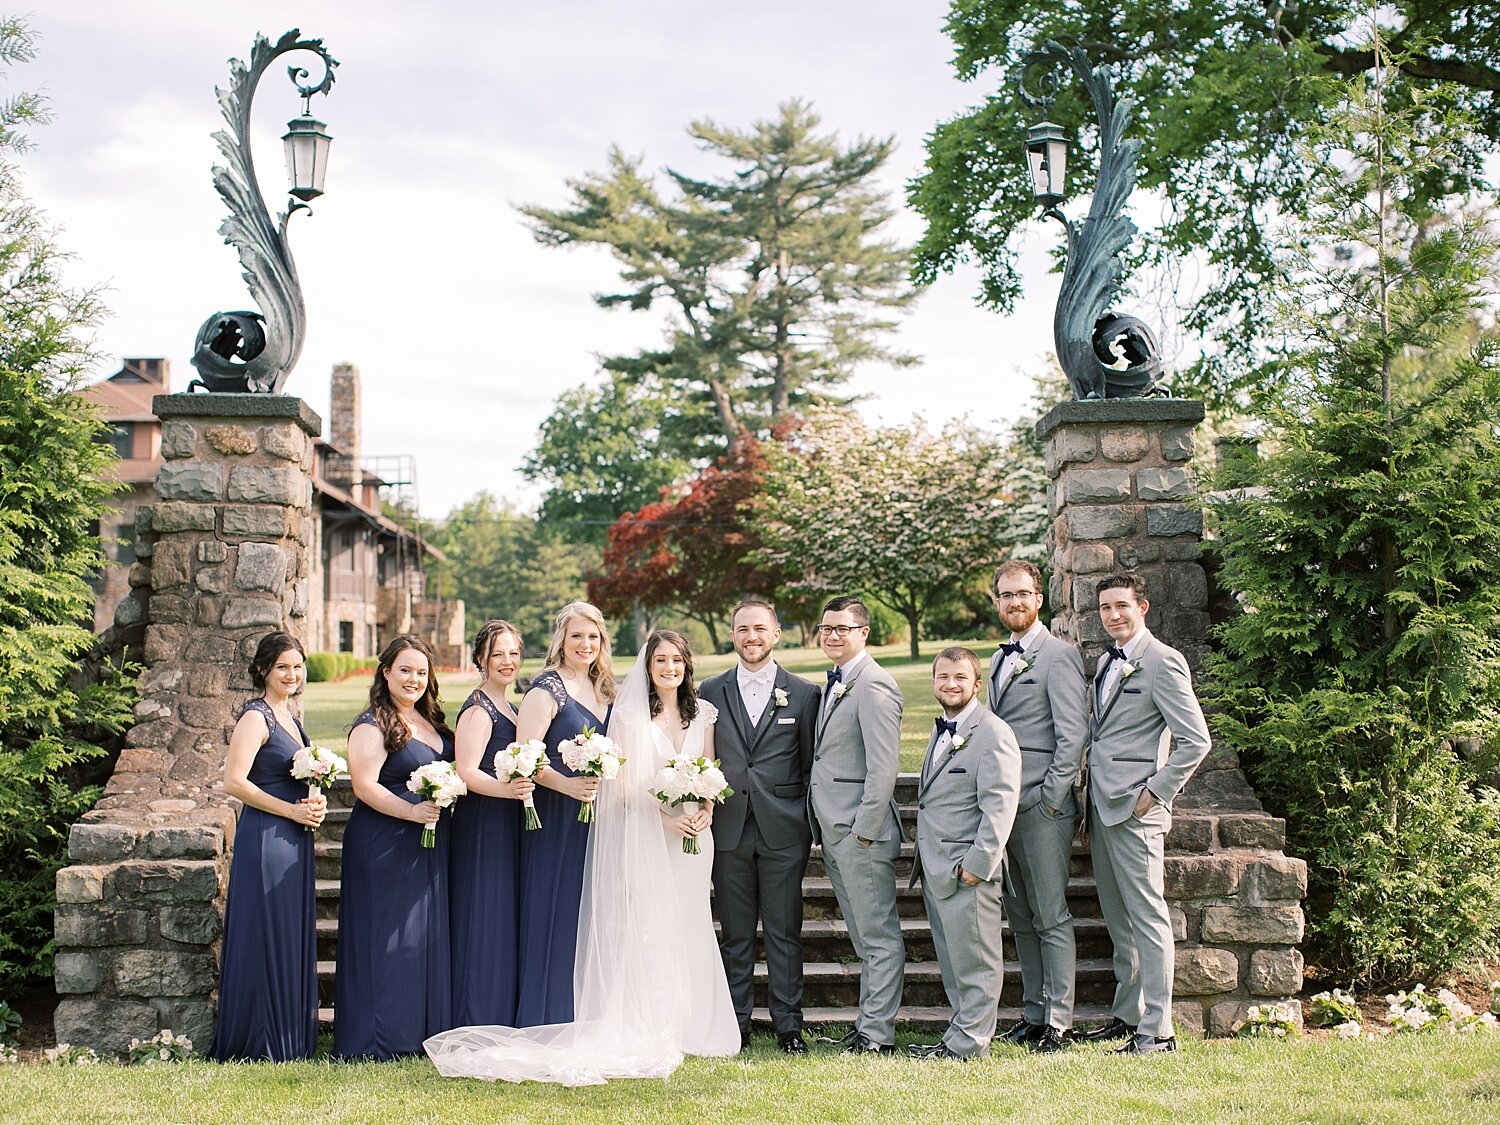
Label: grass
xmin=3 ymin=1033 xmax=1499 ymax=1124
xmin=300 ymin=639 xmax=990 ymax=774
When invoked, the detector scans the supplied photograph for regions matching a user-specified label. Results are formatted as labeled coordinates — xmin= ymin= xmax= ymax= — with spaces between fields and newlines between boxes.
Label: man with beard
xmin=987 ymin=560 xmax=1088 ymax=1053
xmin=700 ymin=599 xmax=821 ymax=1053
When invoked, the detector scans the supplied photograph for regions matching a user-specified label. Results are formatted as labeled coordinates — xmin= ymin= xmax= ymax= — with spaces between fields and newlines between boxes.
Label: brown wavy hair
xmin=366 ymin=634 xmax=452 ymax=753
xmin=471 ymin=619 xmax=524 ymax=675
xmin=645 ymin=630 xmax=698 ymax=728
xmin=543 ymin=601 xmax=616 ymax=703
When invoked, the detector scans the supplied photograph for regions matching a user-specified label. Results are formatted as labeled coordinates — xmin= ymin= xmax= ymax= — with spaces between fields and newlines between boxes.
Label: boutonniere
xmin=1119 ymin=661 xmax=1140 ymax=679
xmin=1010 ymin=657 xmax=1032 ymax=679
xmin=829 ymin=682 xmax=848 ymax=701
xmin=950 ymin=734 xmax=967 ymax=751
xmin=773 ymin=687 xmax=789 ymax=709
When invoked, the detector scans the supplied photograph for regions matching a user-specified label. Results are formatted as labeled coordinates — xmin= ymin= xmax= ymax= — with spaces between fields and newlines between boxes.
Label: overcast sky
xmin=21 ymin=1 xmax=1069 ymax=517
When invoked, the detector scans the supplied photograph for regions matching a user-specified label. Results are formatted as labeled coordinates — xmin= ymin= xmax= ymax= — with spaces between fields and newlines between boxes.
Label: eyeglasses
xmin=816 ymin=624 xmax=866 ymax=638
xmin=994 ymin=590 xmax=1039 ymax=603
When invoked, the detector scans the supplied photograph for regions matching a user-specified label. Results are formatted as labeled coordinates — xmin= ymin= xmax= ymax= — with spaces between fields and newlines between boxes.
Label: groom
xmin=808 ymin=595 xmax=905 ymax=1054
xmin=701 ymin=599 xmax=821 ymax=1054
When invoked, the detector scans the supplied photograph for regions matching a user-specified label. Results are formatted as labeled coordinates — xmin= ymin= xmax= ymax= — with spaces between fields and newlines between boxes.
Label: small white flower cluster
xmin=128 ymin=1028 xmax=194 ymax=1065
xmin=561 ymin=729 xmax=624 ymax=780
xmin=290 ymin=744 xmax=349 ymax=787
xmin=1385 ymin=984 xmax=1499 ymax=1034
xmin=0 ymin=1044 xmax=18 ymax=1065
xmin=44 ymin=1043 xmax=101 ymax=1066
xmin=1236 ymin=1001 xmax=1301 ymax=1039
xmin=772 ymin=687 xmax=790 ymax=709
xmin=406 ymin=761 xmax=467 ymax=808
xmin=1306 ymin=987 xmax=1361 ymax=1029
xmin=496 ymin=739 xmax=547 ymax=784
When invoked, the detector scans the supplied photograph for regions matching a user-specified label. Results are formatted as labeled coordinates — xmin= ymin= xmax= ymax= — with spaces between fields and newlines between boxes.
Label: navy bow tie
xmin=1106 ymin=645 xmax=1129 ymax=663
xmin=826 ymin=666 xmax=843 ymax=687
xmin=935 ymin=717 xmax=957 ymax=736
xmin=999 ymin=641 xmax=1025 ymax=657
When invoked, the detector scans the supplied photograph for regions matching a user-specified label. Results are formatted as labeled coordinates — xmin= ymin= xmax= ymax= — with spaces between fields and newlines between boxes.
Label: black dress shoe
xmin=1116 ymin=1033 xmax=1177 ymax=1056
xmin=997 ymin=1017 xmax=1043 ymax=1046
xmin=1078 ymin=1017 xmax=1136 ymax=1043
xmin=1028 ymin=1026 xmax=1071 ymax=1054
xmin=777 ymin=1030 xmax=808 ymax=1055
xmin=915 ymin=1043 xmax=971 ymax=1061
xmin=815 ymin=1027 xmax=859 ymax=1048
xmin=842 ymin=1032 xmax=896 ymax=1055
xmin=740 ymin=1030 xmax=752 ymax=1053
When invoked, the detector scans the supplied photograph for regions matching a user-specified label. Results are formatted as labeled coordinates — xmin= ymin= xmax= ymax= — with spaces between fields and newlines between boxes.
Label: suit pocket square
xmin=947 ymin=767 xmax=968 ymax=774
xmin=776 ymin=717 xmax=796 ymax=725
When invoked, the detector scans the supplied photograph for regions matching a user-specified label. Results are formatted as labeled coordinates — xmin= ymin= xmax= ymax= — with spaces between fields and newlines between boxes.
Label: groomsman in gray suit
xmin=908 ymin=648 xmax=1021 ymax=1060
xmin=1085 ymin=573 xmax=1212 ymax=1055
xmin=700 ymin=599 xmax=821 ymax=1055
xmin=987 ymin=560 xmax=1088 ymax=1054
xmin=808 ymin=595 xmax=905 ymax=1054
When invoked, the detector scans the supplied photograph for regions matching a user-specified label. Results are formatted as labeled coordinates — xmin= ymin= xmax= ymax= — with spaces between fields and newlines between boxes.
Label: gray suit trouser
xmin=712 ymin=813 xmax=810 ymax=1035
xmin=1001 ymin=798 xmax=1077 ymax=1030
xmin=821 ymin=830 xmax=904 ymax=1045
xmin=923 ymin=878 xmax=1005 ymax=1057
xmin=1090 ymin=800 xmax=1174 ymax=1038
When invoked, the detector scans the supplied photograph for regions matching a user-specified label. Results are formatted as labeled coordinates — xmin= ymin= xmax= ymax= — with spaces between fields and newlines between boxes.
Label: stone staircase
xmin=313 ymin=774 xmax=1116 ymax=1030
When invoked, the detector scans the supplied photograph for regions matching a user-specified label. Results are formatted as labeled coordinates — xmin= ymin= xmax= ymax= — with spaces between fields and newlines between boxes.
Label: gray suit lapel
xmin=918 ymin=708 xmax=982 ymax=797
xmin=1095 ymin=638 xmax=1148 ymax=729
xmin=722 ymin=672 xmax=755 ymax=749
xmin=816 ymin=660 xmax=864 ymax=742
xmin=918 ymin=728 xmax=944 ymax=793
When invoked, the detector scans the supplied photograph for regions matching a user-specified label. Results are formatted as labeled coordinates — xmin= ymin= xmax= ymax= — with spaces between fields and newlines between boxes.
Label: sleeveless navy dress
xmin=515 ymin=670 xmax=610 ymax=1027
xmin=210 ymin=699 xmax=318 ymax=1062
xmin=333 ymin=710 xmax=454 ymax=1060
xmin=449 ymin=688 xmax=522 ymax=1027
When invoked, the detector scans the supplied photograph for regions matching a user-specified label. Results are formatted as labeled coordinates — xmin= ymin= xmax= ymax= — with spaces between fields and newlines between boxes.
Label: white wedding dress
xmin=423 ymin=656 xmax=740 ymax=1086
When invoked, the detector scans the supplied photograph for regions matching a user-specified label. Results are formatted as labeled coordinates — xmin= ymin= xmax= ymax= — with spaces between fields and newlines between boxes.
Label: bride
xmin=424 ymin=630 xmax=740 ymax=1085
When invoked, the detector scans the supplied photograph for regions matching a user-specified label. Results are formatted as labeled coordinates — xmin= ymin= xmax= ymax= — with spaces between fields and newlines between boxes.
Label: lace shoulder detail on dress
xmin=697 ymin=699 xmax=719 ymax=725
xmin=463 ymin=687 xmax=502 ymax=722
xmin=352 ymin=708 xmax=378 ymax=730
xmin=528 ymin=669 xmax=570 ymax=708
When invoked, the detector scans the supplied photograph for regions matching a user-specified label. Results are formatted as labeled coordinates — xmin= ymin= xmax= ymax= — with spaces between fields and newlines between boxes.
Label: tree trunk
xmin=906 ymin=607 xmax=922 ymax=661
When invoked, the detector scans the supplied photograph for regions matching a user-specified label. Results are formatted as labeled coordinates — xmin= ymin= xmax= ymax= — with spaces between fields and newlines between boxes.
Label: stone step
xmin=314 ymin=957 xmax=1121 ymax=1009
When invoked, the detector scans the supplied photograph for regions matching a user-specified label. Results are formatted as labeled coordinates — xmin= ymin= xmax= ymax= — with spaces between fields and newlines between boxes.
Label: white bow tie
xmin=743 ymin=671 xmax=773 ymax=685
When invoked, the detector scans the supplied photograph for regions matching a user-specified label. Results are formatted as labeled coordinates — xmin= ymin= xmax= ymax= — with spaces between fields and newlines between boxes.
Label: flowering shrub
xmin=44 ymin=1043 xmax=102 ymax=1065
xmin=1306 ymin=988 xmax=1361 ymax=1029
xmin=1385 ymin=984 xmax=1499 ymax=1034
xmin=1236 ymin=1001 xmax=1301 ymax=1038
xmin=0 ymin=1044 xmax=17 ymax=1065
xmin=128 ymin=1029 xmax=194 ymax=1065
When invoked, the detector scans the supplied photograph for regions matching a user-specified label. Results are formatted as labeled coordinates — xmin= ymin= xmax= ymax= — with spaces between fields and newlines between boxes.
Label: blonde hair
xmin=544 ymin=601 xmax=616 ymax=703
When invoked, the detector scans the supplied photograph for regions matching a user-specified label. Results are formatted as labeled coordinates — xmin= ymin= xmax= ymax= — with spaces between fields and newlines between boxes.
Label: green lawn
xmin=3 ymin=1034 xmax=1497 ymax=1124
xmin=301 ymin=640 xmax=991 ymax=774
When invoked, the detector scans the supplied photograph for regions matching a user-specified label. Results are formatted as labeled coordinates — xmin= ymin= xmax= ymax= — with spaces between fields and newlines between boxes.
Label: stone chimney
xmin=327 ymin=362 xmax=360 ymax=487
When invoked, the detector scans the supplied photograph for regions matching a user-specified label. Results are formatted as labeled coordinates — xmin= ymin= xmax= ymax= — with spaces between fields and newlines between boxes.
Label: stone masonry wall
xmin=53 ymin=394 xmax=320 ymax=1053
xmin=1036 ymin=399 xmax=1309 ymax=1036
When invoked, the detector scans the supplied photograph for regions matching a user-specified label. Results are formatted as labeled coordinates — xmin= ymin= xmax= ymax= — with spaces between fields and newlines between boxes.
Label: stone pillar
xmin=53 ymin=393 xmax=320 ymax=1053
xmin=1036 ymin=398 xmax=1308 ymax=1037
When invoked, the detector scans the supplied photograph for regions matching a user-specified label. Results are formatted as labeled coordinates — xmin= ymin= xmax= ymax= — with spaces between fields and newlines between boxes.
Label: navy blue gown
xmin=333 ymin=710 xmax=454 ymax=1060
xmin=515 ymin=670 xmax=610 ymax=1027
xmin=210 ymin=699 xmax=318 ymax=1062
xmin=449 ymin=689 xmax=522 ymax=1027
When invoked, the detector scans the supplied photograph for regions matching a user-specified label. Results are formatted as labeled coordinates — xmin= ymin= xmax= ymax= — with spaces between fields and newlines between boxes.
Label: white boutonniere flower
xmin=1010 ymin=657 xmax=1032 ymax=679
xmin=1120 ymin=661 xmax=1140 ymax=679
xmin=951 ymin=734 xmax=967 ymax=751
xmin=830 ymin=682 xmax=848 ymax=701
xmin=773 ymin=687 xmax=789 ymax=709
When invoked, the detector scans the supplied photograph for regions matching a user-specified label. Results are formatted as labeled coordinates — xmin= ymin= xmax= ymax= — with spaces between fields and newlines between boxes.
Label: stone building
xmin=81 ymin=359 xmax=463 ymax=665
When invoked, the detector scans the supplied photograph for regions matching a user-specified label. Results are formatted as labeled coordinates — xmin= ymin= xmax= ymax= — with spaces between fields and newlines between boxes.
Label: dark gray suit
xmin=1088 ymin=629 xmax=1211 ymax=1038
xmin=988 ymin=629 xmax=1088 ymax=1032
xmin=910 ymin=705 xmax=1021 ymax=1056
xmin=808 ymin=656 xmax=904 ymax=1045
xmin=702 ymin=664 xmax=820 ymax=1036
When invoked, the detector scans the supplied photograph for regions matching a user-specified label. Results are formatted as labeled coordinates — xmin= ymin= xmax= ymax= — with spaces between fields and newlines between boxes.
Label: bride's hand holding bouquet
xmin=651 ymin=756 xmax=734 ymax=854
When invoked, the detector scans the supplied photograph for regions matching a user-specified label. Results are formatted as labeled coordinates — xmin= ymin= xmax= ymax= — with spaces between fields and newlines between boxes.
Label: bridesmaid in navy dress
xmin=334 ymin=634 xmax=455 ymax=1060
xmin=211 ymin=632 xmax=326 ymax=1062
xmin=450 ymin=620 xmax=534 ymax=1027
xmin=515 ymin=601 xmax=615 ymax=1026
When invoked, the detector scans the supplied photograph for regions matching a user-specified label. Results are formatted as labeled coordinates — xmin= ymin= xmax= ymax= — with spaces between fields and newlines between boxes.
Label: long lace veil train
xmin=423 ymin=651 xmax=690 ymax=1086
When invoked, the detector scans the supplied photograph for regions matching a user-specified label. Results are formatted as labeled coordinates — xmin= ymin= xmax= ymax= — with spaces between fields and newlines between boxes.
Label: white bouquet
xmin=406 ymin=761 xmax=467 ymax=848
xmin=560 ymin=726 xmax=624 ymax=823
xmin=290 ymin=745 xmax=349 ymax=833
xmin=495 ymin=738 xmax=548 ymax=830
xmin=650 ymin=755 xmax=735 ymax=854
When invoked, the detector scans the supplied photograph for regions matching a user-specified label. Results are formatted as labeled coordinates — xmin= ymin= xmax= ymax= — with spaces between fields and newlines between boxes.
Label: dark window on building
xmin=338 ymin=621 xmax=354 ymax=652
xmin=97 ymin=423 xmax=133 ymax=459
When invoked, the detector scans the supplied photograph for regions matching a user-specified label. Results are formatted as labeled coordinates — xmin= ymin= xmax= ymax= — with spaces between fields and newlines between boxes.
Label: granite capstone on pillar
xmin=52 ymin=393 xmax=320 ymax=1054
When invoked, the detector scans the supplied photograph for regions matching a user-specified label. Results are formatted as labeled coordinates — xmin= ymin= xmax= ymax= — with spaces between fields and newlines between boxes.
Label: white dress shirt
xmin=736 ymin=660 xmax=779 ymax=727
xmin=824 ymin=649 xmax=868 ymax=717
xmin=925 ymin=696 xmax=979 ymax=784
xmin=998 ymin=619 xmax=1047 ymax=684
xmin=1099 ymin=628 xmax=1148 ymax=709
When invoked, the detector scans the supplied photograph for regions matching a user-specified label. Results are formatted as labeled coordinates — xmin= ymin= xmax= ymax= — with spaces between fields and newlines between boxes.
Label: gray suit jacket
xmin=809 ymin=657 xmax=903 ymax=845
xmin=1087 ymin=630 xmax=1212 ymax=827
xmin=700 ymin=665 xmax=819 ymax=851
xmin=988 ymin=630 xmax=1088 ymax=813
xmin=910 ymin=708 xmax=1022 ymax=900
